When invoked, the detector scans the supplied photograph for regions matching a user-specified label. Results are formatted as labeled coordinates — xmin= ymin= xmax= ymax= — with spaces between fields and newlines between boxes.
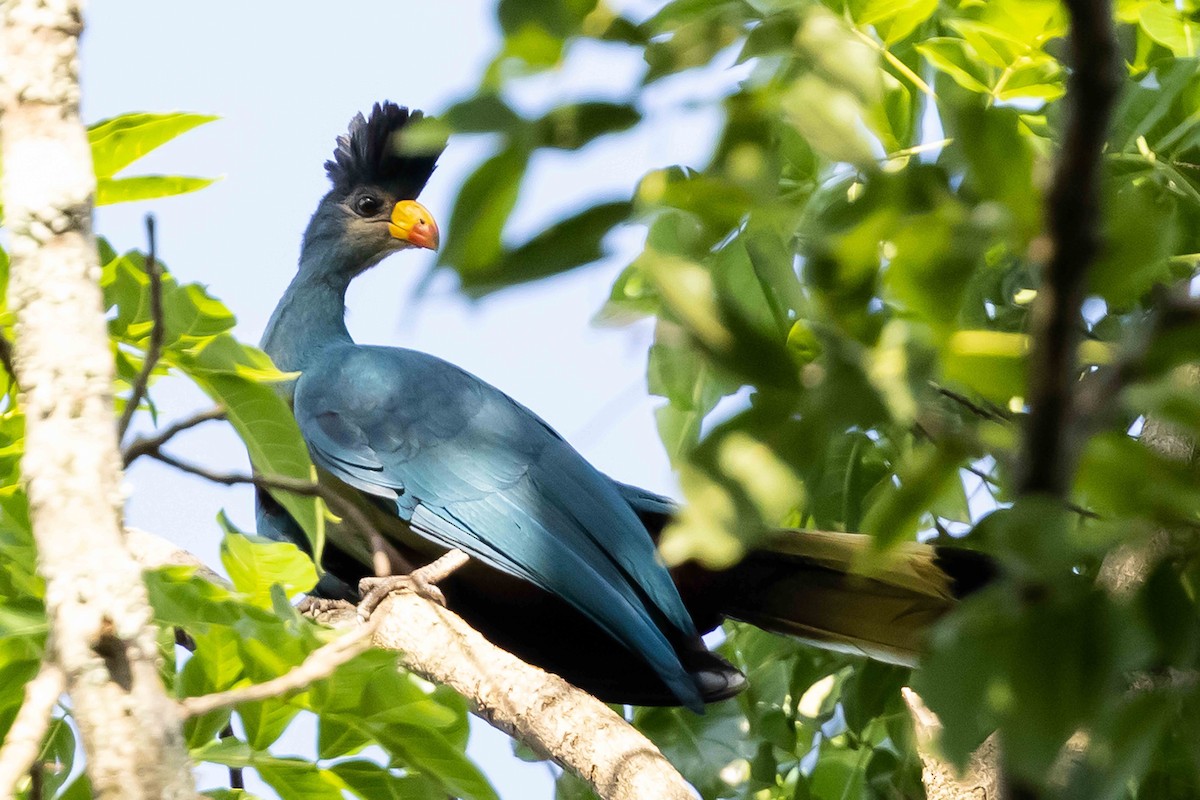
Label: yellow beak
xmin=388 ymin=200 xmax=439 ymax=251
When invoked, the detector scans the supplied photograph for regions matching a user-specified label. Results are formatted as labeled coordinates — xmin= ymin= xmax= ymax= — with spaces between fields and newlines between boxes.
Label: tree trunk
xmin=0 ymin=2 xmax=194 ymax=798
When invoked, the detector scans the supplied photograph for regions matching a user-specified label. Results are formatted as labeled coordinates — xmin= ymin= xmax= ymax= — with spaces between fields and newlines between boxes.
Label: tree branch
xmin=121 ymin=405 xmax=226 ymax=467
xmin=1007 ymin=2 xmax=1119 ymax=796
xmin=1015 ymin=0 xmax=1120 ymax=497
xmin=146 ymin=450 xmax=403 ymax=577
xmin=0 ymin=662 xmax=64 ymax=800
xmin=902 ymin=688 xmax=999 ymax=800
xmin=129 ymin=529 xmax=697 ymax=800
xmin=116 ymin=215 xmax=164 ymax=441
xmin=0 ymin=4 xmax=195 ymax=798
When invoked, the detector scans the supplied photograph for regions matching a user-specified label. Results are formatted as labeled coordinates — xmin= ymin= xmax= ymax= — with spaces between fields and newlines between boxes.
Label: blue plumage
xmin=259 ymin=102 xmax=730 ymax=711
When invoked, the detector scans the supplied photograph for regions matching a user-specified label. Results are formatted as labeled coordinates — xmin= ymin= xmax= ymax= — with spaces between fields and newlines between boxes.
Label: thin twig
xmin=0 ymin=662 xmax=65 ymax=800
xmin=178 ymin=618 xmax=380 ymax=719
xmin=148 ymin=450 xmax=406 ymax=577
xmin=117 ymin=215 xmax=165 ymax=441
xmin=1015 ymin=0 xmax=1120 ymax=497
xmin=121 ymin=406 xmax=227 ymax=467
xmin=933 ymin=384 xmax=1011 ymax=423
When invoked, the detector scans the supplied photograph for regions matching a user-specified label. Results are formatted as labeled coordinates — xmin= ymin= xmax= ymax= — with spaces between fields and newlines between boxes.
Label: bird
xmin=257 ymin=102 xmax=994 ymax=711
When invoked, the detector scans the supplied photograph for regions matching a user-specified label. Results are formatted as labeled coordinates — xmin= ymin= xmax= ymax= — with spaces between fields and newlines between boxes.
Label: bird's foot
xmin=296 ymin=595 xmax=354 ymax=615
xmin=357 ymin=573 xmax=447 ymax=619
xmin=356 ymin=549 xmax=470 ymax=621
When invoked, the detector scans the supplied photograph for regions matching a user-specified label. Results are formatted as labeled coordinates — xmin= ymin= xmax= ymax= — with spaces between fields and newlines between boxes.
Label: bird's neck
xmin=261 ymin=264 xmax=354 ymax=377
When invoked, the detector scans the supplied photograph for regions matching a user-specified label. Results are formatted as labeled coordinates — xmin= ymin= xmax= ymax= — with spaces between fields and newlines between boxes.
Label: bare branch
xmin=148 ymin=450 xmax=407 ymax=577
xmin=179 ymin=617 xmax=379 ymax=719
xmin=0 ymin=662 xmax=64 ymax=800
xmin=121 ymin=405 xmax=226 ymax=467
xmin=117 ymin=215 xmax=165 ymax=441
xmin=933 ymin=384 xmax=1011 ymax=424
xmin=1016 ymin=0 xmax=1120 ymax=497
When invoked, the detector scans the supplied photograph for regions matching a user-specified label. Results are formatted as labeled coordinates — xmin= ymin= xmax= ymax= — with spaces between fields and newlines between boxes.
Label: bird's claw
xmin=297 ymin=595 xmax=355 ymax=618
xmin=357 ymin=571 xmax=447 ymax=621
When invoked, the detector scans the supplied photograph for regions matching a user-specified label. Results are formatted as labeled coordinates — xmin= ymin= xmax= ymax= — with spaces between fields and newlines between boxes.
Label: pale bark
xmin=0 ymin=2 xmax=194 ymax=798
xmin=0 ymin=662 xmax=64 ymax=800
xmin=367 ymin=595 xmax=696 ymax=800
xmin=903 ymin=688 xmax=999 ymax=800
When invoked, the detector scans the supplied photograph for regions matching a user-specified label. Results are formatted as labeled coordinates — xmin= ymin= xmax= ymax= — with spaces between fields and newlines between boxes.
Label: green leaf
xmin=917 ymin=38 xmax=992 ymax=94
xmin=238 ymin=698 xmax=301 ymax=751
xmin=860 ymin=441 xmax=967 ymax=550
xmin=367 ymin=721 xmax=500 ymax=800
xmin=809 ymin=430 xmax=891 ymax=531
xmin=439 ymin=144 xmax=530 ymax=278
xmin=533 ymin=103 xmax=641 ymax=150
xmin=219 ymin=522 xmax=318 ymax=609
xmin=331 ymin=760 xmax=444 ymax=800
xmin=255 ymin=761 xmax=346 ymax=800
xmin=781 ymin=74 xmax=879 ymax=167
xmin=96 ymin=175 xmax=216 ymax=206
xmin=635 ymin=701 xmax=756 ymax=799
xmin=458 ymin=201 xmax=631 ymax=293
xmin=88 ymin=112 xmax=217 ymax=178
xmin=1139 ymin=3 xmax=1200 ymax=57
xmin=852 ymin=0 xmax=938 ymax=44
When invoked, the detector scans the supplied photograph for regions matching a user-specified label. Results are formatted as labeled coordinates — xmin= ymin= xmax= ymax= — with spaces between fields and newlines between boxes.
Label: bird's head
xmin=301 ymin=102 xmax=445 ymax=278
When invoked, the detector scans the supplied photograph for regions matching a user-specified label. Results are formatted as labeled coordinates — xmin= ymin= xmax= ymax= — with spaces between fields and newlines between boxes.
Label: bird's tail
xmin=675 ymin=531 xmax=996 ymax=666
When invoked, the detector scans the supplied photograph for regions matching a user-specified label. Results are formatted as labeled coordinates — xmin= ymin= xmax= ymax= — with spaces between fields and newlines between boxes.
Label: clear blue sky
xmin=81 ymin=2 xmax=723 ymax=796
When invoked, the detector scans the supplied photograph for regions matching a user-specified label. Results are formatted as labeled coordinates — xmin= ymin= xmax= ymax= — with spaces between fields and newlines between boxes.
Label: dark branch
xmin=1016 ymin=0 xmax=1121 ymax=498
xmin=147 ymin=450 xmax=408 ymax=577
xmin=219 ymin=724 xmax=244 ymax=790
xmin=0 ymin=334 xmax=19 ymax=393
xmin=933 ymin=384 xmax=1012 ymax=423
xmin=122 ymin=406 xmax=227 ymax=467
xmin=117 ymin=215 xmax=165 ymax=440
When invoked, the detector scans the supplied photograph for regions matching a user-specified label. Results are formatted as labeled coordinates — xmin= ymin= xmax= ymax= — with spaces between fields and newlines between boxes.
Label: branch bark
xmin=1015 ymin=0 xmax=1120 ymax=497
xmin=903 ymin=688 xmax=999 ymax=800
xmin=128 ymin=531 xmax=697 ymax=800
xmin=0 ymin=3 xmax=194 ymax=798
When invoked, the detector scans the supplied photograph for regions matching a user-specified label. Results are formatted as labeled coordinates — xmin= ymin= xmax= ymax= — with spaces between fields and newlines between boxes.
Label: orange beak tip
xmin=390 ymin=200 xmax=440 ymax=251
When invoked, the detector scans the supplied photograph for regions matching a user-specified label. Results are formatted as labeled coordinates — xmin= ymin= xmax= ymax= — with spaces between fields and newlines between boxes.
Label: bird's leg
xmin=357 ymin=549 xmax=470 ymax=621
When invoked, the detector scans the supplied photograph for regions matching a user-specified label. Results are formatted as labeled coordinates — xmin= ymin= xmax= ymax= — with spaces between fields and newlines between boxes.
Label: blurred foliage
xmin=428 ymin=0 xmax=1200 ymax=797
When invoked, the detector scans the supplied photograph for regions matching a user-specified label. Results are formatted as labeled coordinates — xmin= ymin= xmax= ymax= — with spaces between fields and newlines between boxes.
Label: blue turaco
xmin=257 ymin=102 xmax=994 ymax=711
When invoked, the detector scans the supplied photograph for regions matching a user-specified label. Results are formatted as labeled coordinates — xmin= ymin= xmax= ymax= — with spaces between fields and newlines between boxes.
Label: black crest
xmin=324 ymin=102 xmax=445 ymax=198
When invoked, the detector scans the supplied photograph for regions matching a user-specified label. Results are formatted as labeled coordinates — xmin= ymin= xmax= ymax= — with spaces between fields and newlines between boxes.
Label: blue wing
xmin=292 ymin=344 xmax=703 ymax=709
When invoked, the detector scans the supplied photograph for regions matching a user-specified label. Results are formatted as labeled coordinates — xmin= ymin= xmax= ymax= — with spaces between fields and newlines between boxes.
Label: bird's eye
xmin=354 ymin=195 xmax=382 ymax=216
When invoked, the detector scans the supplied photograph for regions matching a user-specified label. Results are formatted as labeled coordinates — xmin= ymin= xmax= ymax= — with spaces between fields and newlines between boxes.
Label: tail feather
xmin=675 ymin=531 xmax=993 ymax=667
